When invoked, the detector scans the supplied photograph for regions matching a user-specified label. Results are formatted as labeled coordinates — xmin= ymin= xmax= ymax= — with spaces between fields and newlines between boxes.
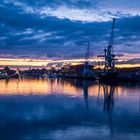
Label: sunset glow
xmin=0 ymin=56 xmax=140 ymax=69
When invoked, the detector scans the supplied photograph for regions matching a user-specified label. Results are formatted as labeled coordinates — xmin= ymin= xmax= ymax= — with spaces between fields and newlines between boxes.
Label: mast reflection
xmin=103 ymin=84 xmax=115 ymax=112
xmin=103 ymin=84 xmax=115 ymax=140
xmin=83 ymin=80 xmax=89 ymax=118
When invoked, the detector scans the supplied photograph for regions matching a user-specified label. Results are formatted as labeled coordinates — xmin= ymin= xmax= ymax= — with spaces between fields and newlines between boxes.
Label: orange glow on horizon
xmin=0 ymin=57 xmax=140 ymax=69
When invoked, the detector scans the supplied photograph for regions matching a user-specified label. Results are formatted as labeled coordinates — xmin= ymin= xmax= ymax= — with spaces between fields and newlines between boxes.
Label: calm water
xmin=0 ymin=78 xmax=140 ymax=140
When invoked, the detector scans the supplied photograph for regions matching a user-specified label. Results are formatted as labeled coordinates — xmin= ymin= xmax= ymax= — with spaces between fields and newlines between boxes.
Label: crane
xmin=98 ymin=18 xmax=117 ymax=71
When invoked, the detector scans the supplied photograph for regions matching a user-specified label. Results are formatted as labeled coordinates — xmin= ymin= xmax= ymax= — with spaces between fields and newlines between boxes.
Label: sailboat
xmin=82 ymin=42 xmax=95 ymax=79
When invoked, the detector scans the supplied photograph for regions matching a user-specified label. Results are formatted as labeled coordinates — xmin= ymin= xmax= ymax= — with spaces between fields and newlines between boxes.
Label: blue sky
xmin=0 ymin=0 xmax=140 ymax=59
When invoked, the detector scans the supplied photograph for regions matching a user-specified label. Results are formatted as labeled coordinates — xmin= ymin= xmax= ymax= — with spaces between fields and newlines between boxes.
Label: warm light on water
xmin=0 ymin=78 xmax=139 ymax=140
xmin=0 ymin=79 xmax=139 ymax=99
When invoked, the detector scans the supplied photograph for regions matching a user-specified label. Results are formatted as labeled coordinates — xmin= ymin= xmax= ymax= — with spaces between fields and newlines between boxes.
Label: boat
xmin=0 ymin=72 xmax=14 ymax=79
xmin=98 ymin=69 xmax=118 ymax=81
xmin=14 ymin=67 xmax=21 ymax=79
xmin=82 ymin=42 xmax=95 ymax=80
xmin=61 ymin=42 xmax=95 ymax=80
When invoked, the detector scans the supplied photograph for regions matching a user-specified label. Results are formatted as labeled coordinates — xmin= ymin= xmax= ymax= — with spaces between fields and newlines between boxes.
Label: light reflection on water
xmin=0 ymin=78 xmax=140 ymax=140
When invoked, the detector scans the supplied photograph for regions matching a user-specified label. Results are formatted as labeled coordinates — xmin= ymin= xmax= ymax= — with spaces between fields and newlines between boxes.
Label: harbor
xmin=0 ymin=1 xmax=140 ymax=139
xmin=1 ymin=19 xmax=140 ymax=83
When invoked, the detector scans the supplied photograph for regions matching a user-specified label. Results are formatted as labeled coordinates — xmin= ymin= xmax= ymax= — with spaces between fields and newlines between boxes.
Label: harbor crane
xmin=98 ymin=18 xmax=117 ymax=71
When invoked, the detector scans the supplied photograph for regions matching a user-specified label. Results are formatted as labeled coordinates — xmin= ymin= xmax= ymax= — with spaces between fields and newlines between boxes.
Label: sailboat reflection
xmin=83 ymin=80 xmax=89 ymax=118
xmin=5 ymin=79 xmax=10 ymax=86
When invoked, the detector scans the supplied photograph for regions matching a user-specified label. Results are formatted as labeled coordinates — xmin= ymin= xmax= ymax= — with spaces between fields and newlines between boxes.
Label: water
xmin=0 ymin=78 xmax=139 ymax=140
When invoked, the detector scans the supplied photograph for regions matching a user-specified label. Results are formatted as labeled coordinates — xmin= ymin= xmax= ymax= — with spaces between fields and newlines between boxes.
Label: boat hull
xmin=62 ymin=75 xmax=96 ymax=80
xmin=98 ymin=71 xmax=118 ymax=82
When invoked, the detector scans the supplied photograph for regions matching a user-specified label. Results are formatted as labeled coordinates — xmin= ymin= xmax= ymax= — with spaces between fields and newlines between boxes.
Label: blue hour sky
xmin=0 ymin=0 xmax=140 ymax=59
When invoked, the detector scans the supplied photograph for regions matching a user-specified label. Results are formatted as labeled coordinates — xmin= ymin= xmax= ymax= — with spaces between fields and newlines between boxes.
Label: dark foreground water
xmin=0 ymin=78 xmax=139 ymax=140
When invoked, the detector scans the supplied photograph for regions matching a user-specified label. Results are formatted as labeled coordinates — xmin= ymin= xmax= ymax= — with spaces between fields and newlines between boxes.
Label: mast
xmin=85 ymin=42 xmax=90 ymax=63
xmin=84 ymin=42 xmax=90 ymax=72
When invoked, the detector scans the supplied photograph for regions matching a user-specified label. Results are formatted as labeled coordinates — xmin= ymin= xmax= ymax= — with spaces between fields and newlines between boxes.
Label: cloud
xmin=0 ymin=0 xmax=140 ymax=60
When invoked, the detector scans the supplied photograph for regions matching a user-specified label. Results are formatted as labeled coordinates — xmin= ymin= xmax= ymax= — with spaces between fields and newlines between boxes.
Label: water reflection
xmin=103 ymin=84 xmax=115 ymax=140
xmin=83 ymin=81 xmax=115 ymax=139
xmin=83 ymin=80 xmax=89 ymax=118
xmin=0 ymin=78 xmax=140 ymax=140
xmin=103 ymin=84 xmax=115 ymax=112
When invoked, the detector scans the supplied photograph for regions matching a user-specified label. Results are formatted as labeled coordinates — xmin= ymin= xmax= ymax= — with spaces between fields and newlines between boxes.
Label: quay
xmin=1 ymin=65 xmax=140 ymax=83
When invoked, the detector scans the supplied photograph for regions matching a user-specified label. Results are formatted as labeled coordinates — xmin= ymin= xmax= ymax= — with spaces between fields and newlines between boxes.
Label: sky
xmin=0 ymin=0 xmax=140 ymax=61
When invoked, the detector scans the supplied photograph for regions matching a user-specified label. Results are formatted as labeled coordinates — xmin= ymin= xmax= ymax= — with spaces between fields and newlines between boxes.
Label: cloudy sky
xmin=0 ymin=0 xmax=140 ymax=59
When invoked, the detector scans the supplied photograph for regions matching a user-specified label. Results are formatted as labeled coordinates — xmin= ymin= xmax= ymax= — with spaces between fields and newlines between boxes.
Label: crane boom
xmin=109 ymin=18 xmax=115 ymax=47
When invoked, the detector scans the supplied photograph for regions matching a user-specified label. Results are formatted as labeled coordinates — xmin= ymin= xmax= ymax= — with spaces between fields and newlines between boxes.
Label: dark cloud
xmin=0 ymin=0 xmax=140 ymax=59
xmin=10 ymin=0 xmax=99 ymax=8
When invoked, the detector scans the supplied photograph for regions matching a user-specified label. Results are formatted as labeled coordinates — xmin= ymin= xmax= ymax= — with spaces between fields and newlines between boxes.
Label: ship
xmin=82 ymin=42 xmax=95 ymax=79
xmin=98 ymin=19 xmax=118 ymax=82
